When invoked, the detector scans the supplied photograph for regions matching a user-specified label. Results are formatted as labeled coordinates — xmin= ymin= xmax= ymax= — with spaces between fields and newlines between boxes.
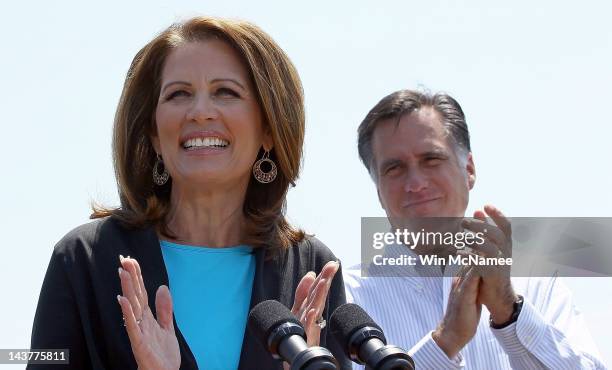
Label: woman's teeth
xmin=183 ymin=137 xmax=229 ymax=149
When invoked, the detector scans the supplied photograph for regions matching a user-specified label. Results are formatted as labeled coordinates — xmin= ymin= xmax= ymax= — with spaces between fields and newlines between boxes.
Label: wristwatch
xmin=489 ymin=295 xmax=524 ymax=329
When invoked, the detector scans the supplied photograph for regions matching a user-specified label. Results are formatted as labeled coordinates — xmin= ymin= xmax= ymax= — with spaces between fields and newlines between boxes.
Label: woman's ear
xmin=262 ymin=129 xmax=274 ymax=152
xmin=466 ymin=152 xmax=476 ymax=190
xmin=150 ymin=117 xmax=161 ymax=154
xmin=151 ymin=135 xmax=161 ymax=155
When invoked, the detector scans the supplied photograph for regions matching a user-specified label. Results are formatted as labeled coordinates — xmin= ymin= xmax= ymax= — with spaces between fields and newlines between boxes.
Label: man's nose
xmin=186 ymin=93 xmax=218 ymax=123
xmin=403 ymin=170 xmax=429 ymax=193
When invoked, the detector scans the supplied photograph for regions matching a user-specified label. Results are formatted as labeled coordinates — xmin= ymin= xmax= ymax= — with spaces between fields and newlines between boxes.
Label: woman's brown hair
xmin=92 ymin=16 xmax=305 ymax=251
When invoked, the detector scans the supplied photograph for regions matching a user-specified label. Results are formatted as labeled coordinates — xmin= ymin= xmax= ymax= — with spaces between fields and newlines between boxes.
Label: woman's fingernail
xmin=307 ymin=271 xmax=316 ymax=278
xmin=117 ymin=295 xmax=122 ymax=304
xmin=119 ymin=255 xmax=125 ymax=262
xmin=118 ymin=267 xmax=124 ymax=275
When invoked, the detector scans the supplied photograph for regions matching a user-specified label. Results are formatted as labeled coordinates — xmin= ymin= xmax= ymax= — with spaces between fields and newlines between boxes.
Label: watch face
xmin=490 ymin=295 xmax=523 ymax=329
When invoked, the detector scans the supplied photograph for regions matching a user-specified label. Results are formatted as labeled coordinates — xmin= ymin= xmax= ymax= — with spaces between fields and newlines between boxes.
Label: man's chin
xmin=391 ymin=205 xmax=465 ymax=233
xmin=401 ymin=206 xmax=442 ymax=218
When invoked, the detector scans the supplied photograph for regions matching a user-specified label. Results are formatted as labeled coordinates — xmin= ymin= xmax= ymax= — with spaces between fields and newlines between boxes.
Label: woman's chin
xmin=172 ymin=170 xmax=250 ymax=189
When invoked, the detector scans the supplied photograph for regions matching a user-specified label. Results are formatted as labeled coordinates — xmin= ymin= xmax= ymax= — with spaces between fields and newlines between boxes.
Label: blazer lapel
xmin=136 ymin=226 xmax=199 ymax=370
xmin=238 ymin=247 xmax=284 ymax=370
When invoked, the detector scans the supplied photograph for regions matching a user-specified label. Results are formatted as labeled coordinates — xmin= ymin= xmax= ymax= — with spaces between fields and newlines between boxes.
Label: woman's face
xmin=152 ymin=40 xmax=270 ymax=190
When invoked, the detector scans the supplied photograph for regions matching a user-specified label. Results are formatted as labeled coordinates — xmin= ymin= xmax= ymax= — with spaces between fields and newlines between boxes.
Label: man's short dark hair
xmin=357 ymin=89 xmax=471 ymax=176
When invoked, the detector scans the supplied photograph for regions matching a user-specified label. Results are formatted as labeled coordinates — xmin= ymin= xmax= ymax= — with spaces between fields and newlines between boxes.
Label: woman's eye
xmin=215 ymin=87 xmax=240 ymax=98
xmin=166 ymin=90 xmax=190 ymax=100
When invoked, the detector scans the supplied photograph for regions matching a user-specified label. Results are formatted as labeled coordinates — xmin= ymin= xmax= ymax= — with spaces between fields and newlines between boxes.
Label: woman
xmin=29 ymin=16 xmax=350 ymax=369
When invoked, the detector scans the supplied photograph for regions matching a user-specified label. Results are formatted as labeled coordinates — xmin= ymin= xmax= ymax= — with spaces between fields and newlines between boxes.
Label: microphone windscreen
xmin=248 ymin=300 xmax=302 ymax=347
xmin=329 ymin=303 xmax=383 ymax=349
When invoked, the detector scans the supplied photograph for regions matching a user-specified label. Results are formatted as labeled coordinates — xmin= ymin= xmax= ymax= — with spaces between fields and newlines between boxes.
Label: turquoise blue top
xmin=160 ymin=240 xmax=256 ymax=370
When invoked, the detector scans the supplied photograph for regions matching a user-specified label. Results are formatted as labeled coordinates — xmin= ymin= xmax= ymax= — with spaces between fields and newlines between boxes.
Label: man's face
xmin=371 ymin=107 xmax=475 ymax=220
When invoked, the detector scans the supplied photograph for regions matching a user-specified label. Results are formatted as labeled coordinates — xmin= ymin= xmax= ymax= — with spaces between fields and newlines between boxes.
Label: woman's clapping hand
xmin=117 ymin=256 xmax=180 ymax=370
xmin=291 ymin=261 xmax=340 ymax=346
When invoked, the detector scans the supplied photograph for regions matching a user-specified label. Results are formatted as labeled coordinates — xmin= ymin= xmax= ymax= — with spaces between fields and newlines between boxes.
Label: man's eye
xmin=384 ymin=165 xmax=401 ymax=176
xmin=215 ymin=87 xmax=240 ymax=98
xmin=425 ymin=157 xmax=443 ymax=166
xmin=166 ymin=90 xmax=190 ymax=100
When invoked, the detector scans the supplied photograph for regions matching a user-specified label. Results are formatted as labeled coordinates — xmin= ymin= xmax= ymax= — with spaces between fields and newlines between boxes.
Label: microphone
xmin=329 ymin=303 xmax=414 ymax=370
xmin=248 ymin=300 xmax=338 ymax=370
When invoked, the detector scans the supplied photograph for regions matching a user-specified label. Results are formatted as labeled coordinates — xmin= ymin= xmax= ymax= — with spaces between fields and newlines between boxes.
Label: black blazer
xmin=29 ymin=217 xmax=351 ymax=369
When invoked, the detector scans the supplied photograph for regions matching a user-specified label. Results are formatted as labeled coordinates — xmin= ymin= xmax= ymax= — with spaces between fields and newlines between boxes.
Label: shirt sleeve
xmin=344 ymin=269 xmax=465 ymax=370
xmin=491 ymin=277 xmax=607 ymax=370
xmin=407 ymin=331 xmax=465 ymax=370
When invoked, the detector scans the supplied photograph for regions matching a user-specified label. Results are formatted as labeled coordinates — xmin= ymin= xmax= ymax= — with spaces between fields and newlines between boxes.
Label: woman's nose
xmin=186 ymin=94 xmax=218 ymax=123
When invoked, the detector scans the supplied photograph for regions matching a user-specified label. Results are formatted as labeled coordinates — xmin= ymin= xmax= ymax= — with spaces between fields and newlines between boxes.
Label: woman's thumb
xmin=155 ymin=285 xmax=174 ymax=331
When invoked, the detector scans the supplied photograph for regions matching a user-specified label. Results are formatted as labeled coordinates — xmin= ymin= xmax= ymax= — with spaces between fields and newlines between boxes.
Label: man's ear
xmin=466 ymin=152 xmax=476 ymax=190
xmin=371 ymin=164 xmax=386 ymax=210
xmin=377 ymin=186 xmax=386 ymax=210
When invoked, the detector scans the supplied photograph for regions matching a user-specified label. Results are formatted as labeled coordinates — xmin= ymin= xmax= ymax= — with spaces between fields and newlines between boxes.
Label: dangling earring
xmin=153 ymin=154 xmax=170 ymax=186
xmin=253 ymin=150 xmax=277 ymax=183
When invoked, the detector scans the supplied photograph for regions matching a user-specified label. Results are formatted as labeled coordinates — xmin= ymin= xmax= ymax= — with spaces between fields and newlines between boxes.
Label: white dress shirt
xmin=344 ymin=246 xmax=606 ymax=369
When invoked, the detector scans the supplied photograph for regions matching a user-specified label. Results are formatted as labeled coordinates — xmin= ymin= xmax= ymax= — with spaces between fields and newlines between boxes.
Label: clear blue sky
xmin=1 ymin=0 xmax=610 ymax=366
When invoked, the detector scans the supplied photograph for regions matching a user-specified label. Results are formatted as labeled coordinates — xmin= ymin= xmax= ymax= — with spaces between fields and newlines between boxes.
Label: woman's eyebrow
xmin=210 ymin=78 xmax=246 ymax=90
xmin=161 ymin=81 xmax=190 ymax=94
xmin=160 ymin=78 xmax=247 ymax=94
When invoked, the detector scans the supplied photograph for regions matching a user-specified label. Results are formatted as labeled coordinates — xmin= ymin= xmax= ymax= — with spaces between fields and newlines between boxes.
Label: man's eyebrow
xmin=378 ymin=158 xmax=403 ymax=171
xmin=420 ymin=148 xmax=449 ymax=157
xmin=161 ymin=81 xmax=190 ymax=94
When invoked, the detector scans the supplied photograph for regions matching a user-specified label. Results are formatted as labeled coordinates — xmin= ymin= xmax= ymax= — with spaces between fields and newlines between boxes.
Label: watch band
xmin=489 ymin=294 xmax=524 ymax=329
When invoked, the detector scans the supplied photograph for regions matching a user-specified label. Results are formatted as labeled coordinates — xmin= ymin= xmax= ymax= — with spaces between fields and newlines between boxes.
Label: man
xmin=344 ymin=90 xmax=606 ymax=369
